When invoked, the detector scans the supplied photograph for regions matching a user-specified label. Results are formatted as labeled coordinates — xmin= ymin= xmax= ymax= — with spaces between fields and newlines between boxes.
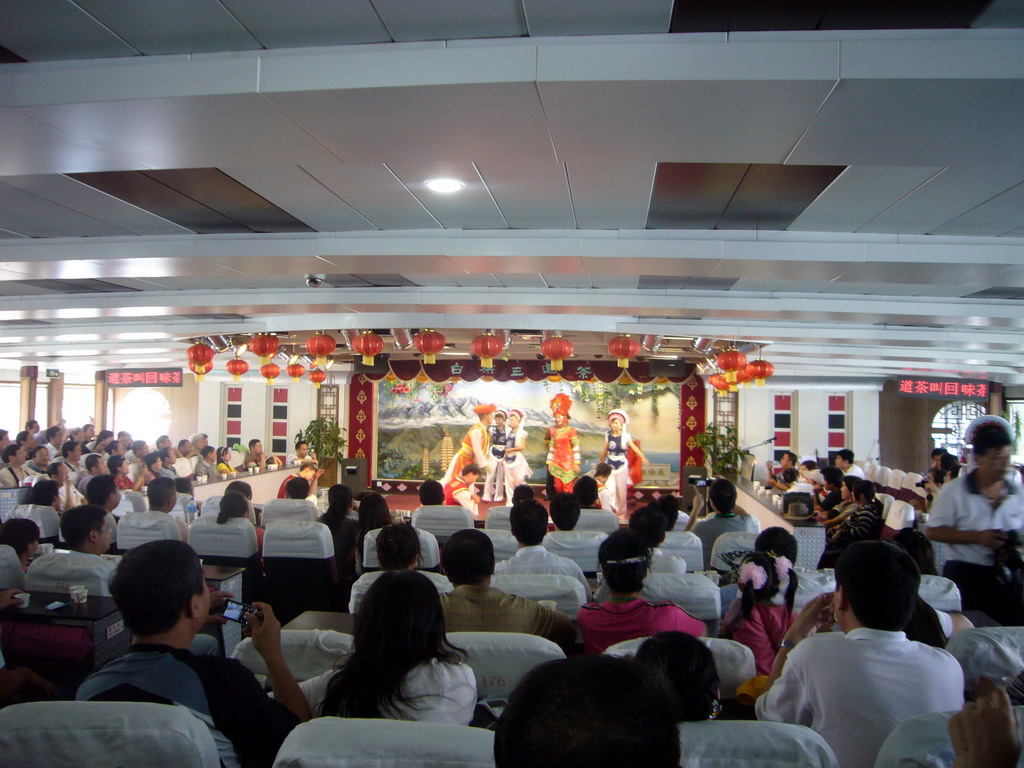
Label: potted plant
xmin=295 ymin=418 xmax=347 ymax=486
xmin=694 ymin=424 xmax=751 ymax=477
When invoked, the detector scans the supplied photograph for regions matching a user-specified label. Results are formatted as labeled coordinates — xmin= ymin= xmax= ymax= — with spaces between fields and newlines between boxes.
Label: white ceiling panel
xmin=220 ymin=0 xmax=391 ymax=49
xmin=446 ymin=273 xmax=505 ymax=288
xmin=493 ymin=273 xmax=547 ymax=288
xmin=75 ymin=0 xmax=259 ymax=56
xmin=973 ymin=0 xmax=1024 ymax=28
xmin=266 ymin=83 xmax=553 ymax=165
xmin=522 ymin=0 xmax=672 ymax=36
xmin=299 ymin=162 xmax=440 ymax=230
xmin=567 ymin=161 xmax=654 ymax=229
xmin=0 ymin=0 xmax=139 ymax=61
xmin=709 ymin=259 xmax=849 ymax=281
xmin=788 ymin=166 xmax=943 ymax=232
xmin=0 ymin=207 xmax=77 ymax=238
xmin=930 ymin=182 xmax=1024 ymax=236
xmin=590 ymin=274 xmax=640 ymax=289
xmin=0 ymin=180 xmax=130 ymax=237
xmin=542 ymin=273 xmax=592 ymax=288
xmin=789 ymin=79 xmax=1024 ymax=166
xmin=387 ymin=162 xmax=507 ymax=229
xmin=221 ymin=165 xmax=375 ymax=232
xmin=838 ymin=259 xmax=1008 ymax=285
xmin=371 ymin=0 xmax=527 ymax=42
xmin=400 ymin=273 xmax=459 ymax=287
xmin=474 ymin=159 xmax=575 ymax=229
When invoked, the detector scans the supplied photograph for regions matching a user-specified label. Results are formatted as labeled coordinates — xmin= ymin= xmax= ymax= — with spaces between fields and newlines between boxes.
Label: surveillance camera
xmin=305 ymin=274 xmax=325 ymax=288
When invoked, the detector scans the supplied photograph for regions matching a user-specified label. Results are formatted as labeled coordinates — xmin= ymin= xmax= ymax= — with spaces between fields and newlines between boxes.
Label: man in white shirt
xmin=495 ymin=499 xmax=591 ymax=598
xmin=27 ymin=503 xmax=116 ymax=596
xmin=756 ymin=541 xmax=964 ymax=768
xmin=43 ymin=426 xmax=65 ymax=462
xmin=835 ymin=448 xmax=866 ymax=479
xmin=0 ymin=445 xmax=38 ymax=488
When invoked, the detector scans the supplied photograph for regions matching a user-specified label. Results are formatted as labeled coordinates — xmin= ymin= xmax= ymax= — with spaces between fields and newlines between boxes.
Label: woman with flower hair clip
xmin=722 ymin=550 xmax=799 ymax=676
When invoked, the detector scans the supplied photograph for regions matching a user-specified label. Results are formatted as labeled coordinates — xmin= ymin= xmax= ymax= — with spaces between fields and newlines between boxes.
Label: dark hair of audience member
xmin=85 ymin=474 xmax=118 ymax=507
xmin=821 ymin=465 xmax=844 ymax=488
xmin=574 ymin=475 xmax=599 ymax=507
xmin=106 ymin=455 xmax=126 ymax=476
xmin=44 ymin=426 xmax=62 ymax=443
xmin=892 ymin=528 xmax=938 ymax=576
xmin=799 ymin=459 xmax=819 ymax=472
xmin=852 ymin=478 xmax=882 ymax=515
xmin=0 ymin=518 xmax=40 ymax=557
xmin=30 ymin=445 xmax=49 ymax=464
xmin=494 ymin=655 xmax=681 ymax=768
xmin=636 ymin=631 xmax=721 ymax=722
xmin=285 ymin=476 xmax=310 ymax=500
xmin=61 ymin=440 xmax=81 ymax=459
xmin=972 ymin=422 xmax=1012 ymax=455
xmin=142 ymin=452 xmax=162 ymax=473
xmin=708 ymin=478 xmax=737 ymax=514
xmin=599 ymin=530 xmax=651 ymax=594
xmin=1 ymin=444 xmax=19 ymax=462
xmin=84 ymin=453 xmax=103 ymax=473
xmin=835 ymin=541 xmax=919 ymax=631
xmin=739 ymin=550 xmax=797 ymax=619
xmin=321 ymin=484 xmax=353 ymax=530
xmin=60 ymin=504 xmax=108 ymax=549
xmin=628 ymin=506 xmax=668 ymax=549
xmin=356 ymin=492 xmax=392 ymax=553
xmin=836 ymin=448 xmax=855 ymax=464
xmin=225 ymin=479 xmax=253 ymax=500
xmin=841 ymin=475 xmax=859 ymax=495
xmin=781 ymin=450 xmax=798 ymax=464
xmin=509 ymin=499 xmax=549 ymax=546
xmin=549 ymin=492 xmax=581 ymax=531
xmin=656 ymin=494 xmax=680 ymax=530
xmin=594 ymin=462 xmax=612 ymax=479
xmin=248 ymin=438 xmax=261 ymax=450
xmin=511 ymin=484 xmax=535 ymax=505
xmin=442 ymin=529 xmax=495 ymax=585
xmin=174 ymin=477 xmax=193 ymax=497
xmin=216 ymin=447 xmax=232 ymax=466
xmin=157 ymin=447 xmax=175 ymax=467
xmin=147 ymin=476 xmax=177 ymax=510
xmin=46 ymin=461 xmax=66 ymax=479
xmin=15 ymin=430 xmax=30 ymax=447
xmin=939 ymin=452 xmax=961 ymax=478
xmin=27 ymin=479 xmax=60 ymax=507
xmin=903 ymin=595 xmax=947 ymax=649
xmin=418 ymin=479 xmax=444 ymax=506
xmin=931 ymin=447 xmax=948 ymax=459
xmin=200 ymin=445 xmax=216 ymax=460
xmin=376 ymin=524 xmax=421 ymax=570
xmin=216 ymin=491 xmax=250 ymax=525
xmin=780 ymin=467 xmax=799 ymax=485
xmin=318 ymin=570 xmax=464 ymax=718
xmin=110 ymin=540 xmax=205 ymax=635
xmin=755 ymin=526 xmax=798 ymax=562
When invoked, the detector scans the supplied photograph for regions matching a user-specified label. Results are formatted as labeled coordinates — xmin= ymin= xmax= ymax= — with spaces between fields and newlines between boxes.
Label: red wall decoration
xmin=679 ymin=374 xmax=706 ymax=483
xmin=347 ymin=374 xmax=376 ymax=463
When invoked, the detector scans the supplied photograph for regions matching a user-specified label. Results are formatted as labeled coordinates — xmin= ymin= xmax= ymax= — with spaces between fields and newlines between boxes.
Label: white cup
xmin=14 ymin=592 xmax=29 ymax=608
xmin=69 ymin=585 xmax=88 ymax=605
xmin=537 ymin=599 xmax=557 ymax=611
xmin=38 ymin=543 xmax=54 ymax=556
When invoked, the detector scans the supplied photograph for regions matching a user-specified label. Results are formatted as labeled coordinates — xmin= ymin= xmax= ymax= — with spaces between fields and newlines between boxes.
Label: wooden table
xmin=730 ymin=474 xmax=827 ymax=571
xmin=193 ymin=465 xmax=296 ymax=505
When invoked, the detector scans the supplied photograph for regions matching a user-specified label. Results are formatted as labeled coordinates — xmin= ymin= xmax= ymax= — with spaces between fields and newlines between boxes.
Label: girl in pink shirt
xmin=723 ymin=551 xmax=799 ymax=675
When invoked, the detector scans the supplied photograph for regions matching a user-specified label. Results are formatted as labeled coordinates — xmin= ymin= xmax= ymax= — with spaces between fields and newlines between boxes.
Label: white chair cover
xmin=661 ymin=531 xmax=704 ymax=571
xmin=918 ymin=574 xmax=961 ymax=613
xmin=874 ymin=706 xmax=1024 ymax=768
xmin=886 ymin=469 xmax=906 ymax=496
xmin=122 ymin=490 xmax=147 ymax=514
xmin=349 ymin=570 xmax=451 ymax=613
xmin=709 ymin=532 xmax=759 ymax=572
xmin=945 ymin=627 xmax=1024 ymax=690
xmin=174 ymin=458 xmax=194 ymax=477
xmin=170 ymin=492 xmax=192 ymax=520
xmin=263 ymin=520 xmax=334 ymax=559
xmin=262 ymin=498 xmax=318 ymax=524
xmin=201 ymin=495 xmax=224 ymax=518
xmin=10 ymin=504 xmax=60 ymax=538
xmin=111 ymin=494 xmax=135 ymax=519
xmin=484 ymin=506 xmax=512 ymax=530
xmin=793 ymin=570 xmax=836 ymax=611
xmin=482 ymin=528 xmax=518 ymax=562
xmin=362 ymin=527 xmax=440 ymax=570
xmin=272 ymin=717 xmax=495 ymax=768
xmin=542 ymin=530 xmax=607 ymax=573
xmin=0 ymin=700 xmax=220 ymax=768
xmin=188 ymin=517 xmax=259 ymax=558
xmin=26 ymin=551 xmax=114 ymax=597
xmin=233 ymin=629 xmax=353 ymax=681
xmin=875 ymin=493 xmax=895 ymax=520
xmin=491 ymin=573 xmax=588 ymax=616
xmin=884 ymin=500 xmax=915 ymax=532
xmin=642 ymin=573 xmax=722 ymax=621
xmin=865 ymin=464 xmax=878 ymax=482
xmin=448 ymin=631 xmax=565 ymax=700
xmin=874 ymin=467 xmax=891 ymax=490
xmin=411 ymin=505 xmax=476 ymax=540
xmin=190 ymin=454 xmax=200 ymax=470
xmin=118 ymin=512 xmax=181 ymax=549
xmin=902 ymin=472 xmax=926 ymax=500
xmin=677 ymin=720 xmax=839 ymax=768
xmin=0 ymin=543 xmax=25 ymax=589
xmin=575 ymin=508 xmax=620 ymax=533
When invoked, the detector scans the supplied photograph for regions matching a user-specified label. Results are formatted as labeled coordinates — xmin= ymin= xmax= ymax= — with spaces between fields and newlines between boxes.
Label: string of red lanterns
xmin=540 ymin=332 xmax=573 ymax=371
xmin=351 ymin=330 xmax=384 ymax=366
xmin=470 ymin=331 xmax=503 ymax=368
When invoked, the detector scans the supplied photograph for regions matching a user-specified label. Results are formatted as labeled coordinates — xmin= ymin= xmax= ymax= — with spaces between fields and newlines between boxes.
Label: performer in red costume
xmin=441 ymin=403 xmax=495 ymax=485
xmin=546 ymin=393 xmax=580 ymax=494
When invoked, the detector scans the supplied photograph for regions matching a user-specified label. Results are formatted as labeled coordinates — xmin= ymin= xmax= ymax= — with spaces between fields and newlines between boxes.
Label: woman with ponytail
xmin=723 ymin=550 xmax=799 ymax=676
xmin=215 ymin=489 xmax=263 ymax=553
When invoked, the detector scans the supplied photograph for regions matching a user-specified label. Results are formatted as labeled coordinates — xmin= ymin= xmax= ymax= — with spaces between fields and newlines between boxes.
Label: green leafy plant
xmin=694 ymin=424 xmax=750 ymax=476
xmin=295 ymin=418 xmax=347 ymax=484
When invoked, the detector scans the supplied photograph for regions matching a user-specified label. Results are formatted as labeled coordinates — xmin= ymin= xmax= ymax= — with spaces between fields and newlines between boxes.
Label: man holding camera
xmin=926 ymin=418 xmax=1024 ymax=626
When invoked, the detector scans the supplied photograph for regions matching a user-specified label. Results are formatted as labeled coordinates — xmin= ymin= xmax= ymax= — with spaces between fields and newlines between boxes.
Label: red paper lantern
xmin=188 ymin=359 xmax=213 ymax=382
xmin=747 ymin=358 xmax=775 ymax=387
xmin=716 ymin=349 xmax=747 ymax=384
xmin=308 ymin=369 xmax=327 ymax=389
xmin=250 ymin=334 xmax=280 ymax=364
xmin=540 ymin=333 xmax=573 ymax=372
xmin=414 ymin=330 xmax=446 ymax=365
xmin=286 ymin=362 xmax=306 ymax=382
xmin=607 ymin=335 xmax=641 ymax=369
xmin=351 ymin=331 xmax=384 ymax=366
xmin=471 ymin=332 xmax=503 ymax=367
xmin=305 ymin=333 xmax=337 ymax=368
xmin=225 ymin=357 xmax=249 ymax=382
xmin=260 ymin=362 xmax=281 ymax=386
xmin=186 ymin=343 xmax=215 ymax=378
xmin=708 ymin=373 xmax=729 ymax=392
xmin=736 ymin=363 xmax=754 ymax=388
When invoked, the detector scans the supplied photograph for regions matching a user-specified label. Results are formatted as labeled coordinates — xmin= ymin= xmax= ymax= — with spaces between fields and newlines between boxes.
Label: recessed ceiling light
xmin=425 ymin=178 xmax=465 ymax=194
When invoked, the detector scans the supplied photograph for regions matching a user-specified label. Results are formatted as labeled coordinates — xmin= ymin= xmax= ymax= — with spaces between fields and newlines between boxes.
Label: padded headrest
xmin=264 ymin=520 xmax=335 ymax=559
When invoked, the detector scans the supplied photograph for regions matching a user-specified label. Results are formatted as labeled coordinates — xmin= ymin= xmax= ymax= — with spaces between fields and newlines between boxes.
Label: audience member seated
xmin=302 ymin=570 xmax=475 ymax=722
xmin=124 ymin=477 xmax=188 ymax=542
xmin=511 ymin=484 xmax=534 ymax=505
xmin=27 ymin=504 xmax=115 ymax=596
xmin=573 ymin=475 xmax=600 ymax=509
xmin=108 ymin=455 xmax=134 ymax=491
xmin=443 ymin=463 xmax=482 ymax=515
xmin=921 ymin=453 xmax=962 ymax=512
xmin=835 ymin=448 xmax=865 ymax=479
xmin=42 ymin=426 xmax=64 ymax=462
xmin=628 ymin=505 xmax=687 ymax=573
xmin=416 ymin=479 xmax=445 ymax=508
xmin=26 ymin=445 xmax=50 ymax=475
xmin=798 ymin=459 xmax=823 ymax=488
xmin=550 ymin=491 xmax=580 ymax=531
xmin=578 ymin=530 xmax=705 ymax=654
xmin=892 ymin=528 xmax=973 ymax=640
xmin=75 ymin=453 xmax=106 ymax=496
xmin=815 ymin=466 xmax=846 ymax=517
xmin=216 ymin=447 xmax=237 ymax=478
xmin=243 ymin=438 xmax=268 ymax=471
xmin=0 ymin=519 xmax=40 ymax=571
xmin=494 ymin=499 xmax=590 ymax=596
xmin=440 ymin=529 xmax=575 ymax=647
xmin=349 ymin=524 xmax=451 ymax=612
xmin=138 ymin=452 xmax=163 ymax=490
xmin=818 ymin=475 xmax=859 ymax=528
xmin=756 ymin=540 xmax=964 ymax=768
xmin=157 ymin=447 xmax=179 ymax=479
xmin=0 ymin=444 xmax=37 ymax=488
xmin=636 ymin=631 xmax=722 ymax=721
xmin=276 ymin=460 xmax=322 ymax=500
xmin=684 ymin=479 xmax=759 ymax=569
xmin=721 ymin=550 xmax=798 ymax=675
xmin=0 ymin=588 xmax=57 ymax=705
xmin=83 ymin=474 xmax=120 ymax=545
xmin=287 ymin=440 xmax=316 ymax=467
xmin=594 ymin=462 xmax=614 ymax=511
xmin=817 ymin=478 xmax=883 ymax=568
xmin=217 ymin=490 xmax=264 ymax=551
xmin=47 ymin=460 xmax=83 ymax=511
xmin=76 ymin=540 xmax=309 ymax=766
xmin=194 ymin=445 xmax=217 ymax=481
xmin=765 ymin=451 xmax=798 ymax=492
xmin=318 ymin=484 xmax=359 ymax=588
xmin=494 ymin=655 xmax=681 ymax=768
xmin=658 ymin=492 xmax=689 ymax=533
xmin=355 ymin=491 xmax=392 ymax=572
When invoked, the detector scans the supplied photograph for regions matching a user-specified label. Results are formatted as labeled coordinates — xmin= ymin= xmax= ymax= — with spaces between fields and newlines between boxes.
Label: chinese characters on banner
xmin=105 ymin=368 xmax=183 ymax=388
xmin=895 ymin=377 xmax=989 ymax=400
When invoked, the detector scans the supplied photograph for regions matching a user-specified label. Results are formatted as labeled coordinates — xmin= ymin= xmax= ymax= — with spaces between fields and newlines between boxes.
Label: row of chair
xmin=861 ymin=464 xmax=928 ymax=505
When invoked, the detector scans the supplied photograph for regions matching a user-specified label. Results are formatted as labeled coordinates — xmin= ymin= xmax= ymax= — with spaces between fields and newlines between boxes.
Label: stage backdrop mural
xmin=375 ymin=375 xmax=682 ymax=488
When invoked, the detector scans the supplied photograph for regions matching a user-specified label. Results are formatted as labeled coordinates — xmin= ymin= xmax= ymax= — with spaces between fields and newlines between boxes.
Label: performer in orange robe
xmin=545 ymin=393 xmax=580 ymax=493
xmin=441 ymin=403 xmax=495 ymax=485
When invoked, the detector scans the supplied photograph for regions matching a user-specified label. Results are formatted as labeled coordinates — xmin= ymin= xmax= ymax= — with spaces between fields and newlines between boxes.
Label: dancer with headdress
xmin=546 ymin=393 xmax=580 ymax=493
xmin=502 ymin=408 xmax=531 ymax=501
xmin=598 ymin=409 xmax=648 ymax=517
xmin=441 ymin=403 xmax=495 ymax=485
xmin=482 ymin=408 xmax=508 ymax=502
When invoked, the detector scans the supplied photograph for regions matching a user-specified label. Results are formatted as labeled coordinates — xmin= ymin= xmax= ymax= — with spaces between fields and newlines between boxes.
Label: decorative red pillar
xmin=678 ymin=373 xmax=707 ymax=492
xmin=346 ymin=374 xmax=376 ymax=472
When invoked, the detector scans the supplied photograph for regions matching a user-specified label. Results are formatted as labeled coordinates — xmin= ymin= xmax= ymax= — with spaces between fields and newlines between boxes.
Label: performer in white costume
xmin=482 ymin=408 xmax=509 ymax=502
xmin=502 ymin=409 xmax=531 ymax=502
xmin=597 ymin=409 xmax=647 ymax=516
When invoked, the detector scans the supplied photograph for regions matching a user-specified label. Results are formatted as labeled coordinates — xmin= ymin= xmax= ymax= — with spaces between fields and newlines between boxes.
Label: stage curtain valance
xmin=361 ymin=358 xmax=695 ymax=384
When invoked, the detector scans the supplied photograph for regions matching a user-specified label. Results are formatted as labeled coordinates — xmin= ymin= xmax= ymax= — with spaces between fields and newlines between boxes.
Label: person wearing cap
xmin=598 ymin=410 xmax=648 ymax=517
xmin=441 ymin=403 xmax=495 ymax=486
xmin=482 ymin=408 xmax=509 ymax=502
xmin=502 ymin=409 xmax=532 ymax=502
xmin=546 ymin=394 xmax=581 ymax=494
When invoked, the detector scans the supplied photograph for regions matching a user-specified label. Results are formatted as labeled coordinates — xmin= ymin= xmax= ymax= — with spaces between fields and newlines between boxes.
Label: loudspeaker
xmin=648 ymin=359 xmax=692 ymax=378
xmin=338 ymin=457 xmax=369 ymax=491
